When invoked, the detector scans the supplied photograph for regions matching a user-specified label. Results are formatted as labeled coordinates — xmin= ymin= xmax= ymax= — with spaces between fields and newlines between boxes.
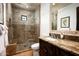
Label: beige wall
xmin=6 ymin=3 xmax=12 ymax=25
xmin=6 ymin=3 xmax=13 ymax=44
xmin=35 ymin=6 xmax=40 ymax=37
xmin=40 ymin=3 xmax=50 ymax=36
xmin=0 ymin=3 xmax=4 ymax=24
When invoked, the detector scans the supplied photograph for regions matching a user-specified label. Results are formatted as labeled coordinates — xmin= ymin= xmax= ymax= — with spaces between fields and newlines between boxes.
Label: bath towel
xmin=0 ymin=24 xmax=8 ymax=56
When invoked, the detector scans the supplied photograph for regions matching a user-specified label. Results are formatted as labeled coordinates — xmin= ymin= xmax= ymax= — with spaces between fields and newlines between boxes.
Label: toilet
xmin=31 ymin=43 xmax=39 ymax=56
xmin=31 ymin=43 xmax=39 ymax=50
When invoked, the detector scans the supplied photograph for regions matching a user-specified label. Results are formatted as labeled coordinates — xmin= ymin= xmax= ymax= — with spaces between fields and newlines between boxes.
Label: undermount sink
xmin=45 ymin=37 xmax=56 ymax=41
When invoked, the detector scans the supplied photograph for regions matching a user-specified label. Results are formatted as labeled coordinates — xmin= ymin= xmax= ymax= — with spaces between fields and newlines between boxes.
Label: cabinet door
xmin=56 ymin=47 xmax=76 ymax=56
xmin=40 ymin=39 xmax=56 ymax=56
xmin=39 ymin=39 xmax=47 ymax=56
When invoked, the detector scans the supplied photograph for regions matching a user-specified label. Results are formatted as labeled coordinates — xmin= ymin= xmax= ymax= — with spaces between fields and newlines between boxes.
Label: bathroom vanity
xmin=39 ymin=36 xmax=79 ymax=56
xmin=42 ymin=3 xmax=79 ymax=56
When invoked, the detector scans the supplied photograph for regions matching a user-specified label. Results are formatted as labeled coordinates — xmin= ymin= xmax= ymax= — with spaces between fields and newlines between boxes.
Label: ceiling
xmin=12 ymin=3 xmax=72 ymax=12
xmin=51 ymin=3 xmax=72 ymax=13
xmin=12 ymin=3 xmax=40 ymax=11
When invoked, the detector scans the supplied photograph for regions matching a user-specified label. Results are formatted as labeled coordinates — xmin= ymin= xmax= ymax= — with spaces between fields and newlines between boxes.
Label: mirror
xmin=50 ymin=3 xmax=79 ymax=31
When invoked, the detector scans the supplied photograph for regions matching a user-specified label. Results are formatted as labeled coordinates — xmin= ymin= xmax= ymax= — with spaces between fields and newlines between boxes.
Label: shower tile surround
xmin=8 ymin=7 xmax=39 ymax=51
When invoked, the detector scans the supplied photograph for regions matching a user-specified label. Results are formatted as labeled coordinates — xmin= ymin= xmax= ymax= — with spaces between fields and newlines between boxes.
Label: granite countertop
xmin=39 ymin=36 xmax=79 ymax=55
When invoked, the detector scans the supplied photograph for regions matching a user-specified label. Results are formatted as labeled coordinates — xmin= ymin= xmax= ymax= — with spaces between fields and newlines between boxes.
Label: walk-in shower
xmin=7 ymin=3 xmax=40 ymax=51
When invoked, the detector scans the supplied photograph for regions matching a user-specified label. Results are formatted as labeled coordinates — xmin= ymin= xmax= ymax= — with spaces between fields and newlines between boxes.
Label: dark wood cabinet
xmin=39 ymin=39 xmax=56 ymax=56
xmin=76 ymin=7 xmax=79 ymax=30
xmin=39 ymin=39 xmax=77 ymax=56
